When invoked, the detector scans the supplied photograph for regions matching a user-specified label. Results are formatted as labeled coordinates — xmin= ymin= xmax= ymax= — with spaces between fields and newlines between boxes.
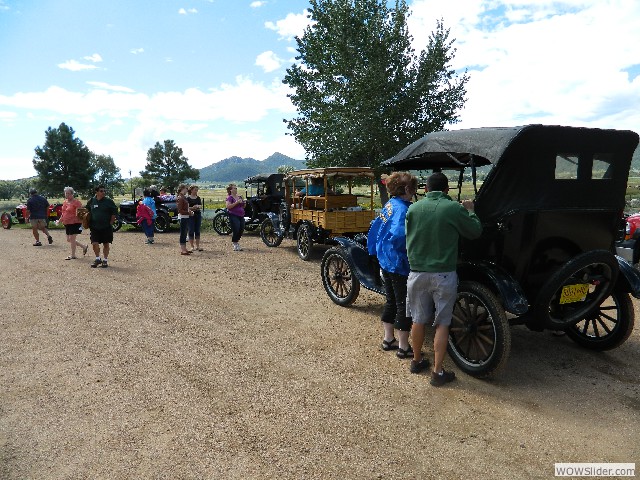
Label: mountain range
xmin=198 ymin=152 xmax=305 ymax=183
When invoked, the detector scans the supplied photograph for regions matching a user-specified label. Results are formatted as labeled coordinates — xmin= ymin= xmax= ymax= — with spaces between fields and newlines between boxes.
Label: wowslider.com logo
xmin=555 ymin=463 xmax=635 ymax=477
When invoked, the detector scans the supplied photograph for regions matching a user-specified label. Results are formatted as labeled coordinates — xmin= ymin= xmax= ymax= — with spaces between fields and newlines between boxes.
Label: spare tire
xmin=532 ymin=250 xmax=618 ymax=328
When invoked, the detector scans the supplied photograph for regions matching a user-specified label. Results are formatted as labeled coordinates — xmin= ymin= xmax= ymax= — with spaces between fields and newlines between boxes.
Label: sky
xmin=0 ymin=0 xmax=639 ymax=180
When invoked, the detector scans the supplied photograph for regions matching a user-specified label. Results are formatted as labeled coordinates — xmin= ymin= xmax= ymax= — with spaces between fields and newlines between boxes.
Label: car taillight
xmin=626 ymin=222 xmax=631 ymax=235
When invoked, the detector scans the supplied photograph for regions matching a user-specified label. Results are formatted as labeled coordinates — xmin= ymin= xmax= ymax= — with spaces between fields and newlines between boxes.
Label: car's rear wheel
xmin=321 ymin=248 xmax=360 ymax=306
xmin=533 ymin=250 xmax=618 ymax=328
xmin=1 ymin=212 xmax=12 ymax=229
xmin=565 ymin=290 xmax=635 ymax=350
xmin=448 ymin=281 xmax=511 ymax=378
xmin=297 ymin=223 xmax=313 ymax=260
xmin=260 ymin=218 xmax=283 ymax=247
xmin=155 ymin=213 xmax=171 ymax=233
xmin=212 ymin=212 xmax=231 ymax=235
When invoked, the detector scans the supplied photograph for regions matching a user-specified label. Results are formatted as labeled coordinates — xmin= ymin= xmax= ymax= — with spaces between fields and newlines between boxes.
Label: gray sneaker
xmin=101 ymin=260 xmax=109 ymax=268
xmin=430 ymin=369 xmax=456 ymax=386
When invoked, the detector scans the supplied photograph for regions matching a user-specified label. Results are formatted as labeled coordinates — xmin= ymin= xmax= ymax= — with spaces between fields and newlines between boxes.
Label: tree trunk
xmin=378 ymin=180 xmax=389 ymax=205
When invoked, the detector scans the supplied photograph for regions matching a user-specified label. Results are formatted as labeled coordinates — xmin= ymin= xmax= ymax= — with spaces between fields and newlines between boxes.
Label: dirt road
xmin=1 ymin=227 xmax=638 ymax=479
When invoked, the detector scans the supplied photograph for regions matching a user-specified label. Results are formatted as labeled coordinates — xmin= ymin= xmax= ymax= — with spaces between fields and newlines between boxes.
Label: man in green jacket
xmin=405 ymin=172 xmax=482 ymax=386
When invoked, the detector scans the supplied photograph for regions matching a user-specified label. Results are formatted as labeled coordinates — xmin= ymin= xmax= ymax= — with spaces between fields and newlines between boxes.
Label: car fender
xmin=615 ymin=255 xmax=640 ymax=298
xmin=333 ymin=237 xmax=385 ymax=295
xmin=457 ymin=261 xmax=529 ymax=316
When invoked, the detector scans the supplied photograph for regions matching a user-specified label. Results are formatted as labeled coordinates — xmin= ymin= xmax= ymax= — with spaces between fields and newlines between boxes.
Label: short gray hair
xmin=63 ymin=186 xmax=74 ymax=195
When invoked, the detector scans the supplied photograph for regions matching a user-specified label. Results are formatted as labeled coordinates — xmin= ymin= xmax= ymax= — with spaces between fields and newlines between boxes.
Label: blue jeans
xmin=228 ymin=214 xmax=245 ymax=243
xmin=142 ymin=220 xmax=154 ymax=238
xmin=188 ymin=213 xmax=201 ymax=240
xmin=179 ymin=218 xmax=189 ymax=245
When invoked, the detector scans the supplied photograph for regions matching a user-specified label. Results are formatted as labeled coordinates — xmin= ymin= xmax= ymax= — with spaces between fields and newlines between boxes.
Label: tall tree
xmin=91 ymin=153 xmax=124 ymax=197
xmin=140 ymin=140 xmax=200 ymax=193
xmin=283 ymin=0 xmax=469 ymax=200
xmin=32 ymin=123 xmax=96 ymax=196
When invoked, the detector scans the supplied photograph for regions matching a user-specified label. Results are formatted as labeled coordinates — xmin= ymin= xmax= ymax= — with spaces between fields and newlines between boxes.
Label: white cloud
xmin=130 ymin=47 xmax=144 ymax=55
xmin=87 ymin=82 xmax=136 ymax=93
xmin=178 ymin=8 xmax=187 ymax=15
xmin=265 ymin=10 xmax=312 ymax=39
xmin=178 ymin=7 xmax=197 ymax=15
xmin=255 ymin=51 xmax=282 ymax=73
xmin=57 ymin=60 xmax=98 ymax=71
xmin=250 ymin=1 xmax=266 ymax=7
xmin=0 ymin=77 xmax=300 ymax=176
xmin=407 ymin=0 xmax=640 ymax=131
xmin=83 ymin=53 xmax=103 ymax=63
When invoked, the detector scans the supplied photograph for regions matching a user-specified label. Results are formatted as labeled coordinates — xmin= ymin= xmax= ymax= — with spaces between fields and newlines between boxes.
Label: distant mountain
xmin=198 ymin=152 xmax=306 ymax=182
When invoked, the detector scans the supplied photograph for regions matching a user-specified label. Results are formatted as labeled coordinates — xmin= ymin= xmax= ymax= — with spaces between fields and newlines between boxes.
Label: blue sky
xmin=1 ymin=0 xmax=639 ymax=180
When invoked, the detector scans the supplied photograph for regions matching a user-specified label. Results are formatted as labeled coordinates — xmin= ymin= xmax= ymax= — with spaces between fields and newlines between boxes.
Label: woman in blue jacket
xmin=367 ymin=172 xmax=418 ymax=358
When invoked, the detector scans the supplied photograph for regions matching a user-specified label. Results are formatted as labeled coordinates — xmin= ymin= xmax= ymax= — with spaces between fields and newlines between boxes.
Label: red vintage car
xmin=1 ymin=203 xmax=63 ymax=229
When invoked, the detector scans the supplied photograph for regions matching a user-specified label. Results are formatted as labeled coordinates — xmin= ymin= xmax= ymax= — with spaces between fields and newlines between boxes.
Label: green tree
xmin=283 ymin=0 xmax=469 ymax=201
xmin=0 ymin=180 xmax=17 ymax=200
xmin=32 ymin=123 xmax=96 ymax=196
xmin=140 ymin=140 xmax=200 ymax=193
xmin=91 ymin=153 xmax=124 ymax=197
xmin=277 ymin=165 xmax=295 ymax=174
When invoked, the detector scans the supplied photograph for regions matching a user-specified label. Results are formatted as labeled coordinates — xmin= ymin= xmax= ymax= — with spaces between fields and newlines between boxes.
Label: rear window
xmin=555 ymin=152 xmax=614 ymax=180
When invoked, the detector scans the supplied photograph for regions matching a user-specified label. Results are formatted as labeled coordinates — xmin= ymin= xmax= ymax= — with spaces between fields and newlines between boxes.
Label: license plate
xmin=559 ymin=284 xmax=589 ymax=304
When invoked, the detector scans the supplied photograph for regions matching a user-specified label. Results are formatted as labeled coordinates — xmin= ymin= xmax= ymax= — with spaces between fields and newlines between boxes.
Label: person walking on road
xmin=26 ymin=188 xmax=53 ymax=246
xmin=187 ymin=185 xmax=203 ymax=251
xmin=85 ymin=185 xmax=118 ymax=268
xmin=176 ymin=184 xmax=194 ymax=255
xmin=58 ymin=186 xmax=88 ymax=259
xmin=405 ymin=172 xmax=482 ymax=386
xmin=226 ymin=184 xmax=245 ymax=251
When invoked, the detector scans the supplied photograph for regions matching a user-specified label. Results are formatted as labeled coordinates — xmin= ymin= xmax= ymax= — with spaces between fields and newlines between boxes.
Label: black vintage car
xmin=212 ymin=173 xmax=285 ymax=235
xmin=113 ymin=195 xmax=178 ymax=233
xmin=321 ymin=124 xmax=640 ymax=377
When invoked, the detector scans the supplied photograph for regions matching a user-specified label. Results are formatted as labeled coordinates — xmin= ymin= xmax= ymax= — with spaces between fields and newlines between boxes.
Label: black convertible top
xmin=384 ymin=124 xmax=639 ymax=221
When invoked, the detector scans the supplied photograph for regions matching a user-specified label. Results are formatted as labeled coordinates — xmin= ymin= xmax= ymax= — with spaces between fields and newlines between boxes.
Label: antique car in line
xmin=1 ymin=202 xmax=63 ymax=229
xmin=113 ymin=194 xmax=179 ymax=233
xmin=212 ymin=173 xmax=285 ymax=235
xmin=321 ymin=124 xmax=640 ymax=377
xmin=259 ymin=167 xmax=376 ymax=260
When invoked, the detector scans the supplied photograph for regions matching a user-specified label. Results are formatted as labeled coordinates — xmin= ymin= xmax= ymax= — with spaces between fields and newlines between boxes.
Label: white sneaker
xmin=232 ymin=243 xmax=239 ymax=251
xmin=236 ymin=244 xmax=243 ymax=251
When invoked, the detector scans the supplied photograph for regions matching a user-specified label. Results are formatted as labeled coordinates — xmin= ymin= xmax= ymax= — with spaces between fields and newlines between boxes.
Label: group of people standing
xmin=368 ymin=171 xmax=482 ymax=386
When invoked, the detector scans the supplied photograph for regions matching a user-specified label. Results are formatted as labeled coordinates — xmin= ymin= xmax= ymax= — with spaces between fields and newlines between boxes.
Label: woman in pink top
xmin=225 ymin=184 xmax=245 ymax=251
xmin=59 ymin=186 xmax=88 ymax=260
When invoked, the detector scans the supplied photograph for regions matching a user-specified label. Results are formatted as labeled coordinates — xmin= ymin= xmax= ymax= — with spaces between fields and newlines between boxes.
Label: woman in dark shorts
xmin=59 ymin=186 xmax=89 ymax=260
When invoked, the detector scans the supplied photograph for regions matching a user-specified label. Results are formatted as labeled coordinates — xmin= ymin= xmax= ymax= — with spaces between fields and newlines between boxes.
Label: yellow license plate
xmin=559 ymin=284 xmax=589 ymax=304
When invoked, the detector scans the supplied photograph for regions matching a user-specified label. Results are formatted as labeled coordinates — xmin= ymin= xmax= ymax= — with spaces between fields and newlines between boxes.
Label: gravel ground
xmin=1 ymin=226 xmax=639 ymax=479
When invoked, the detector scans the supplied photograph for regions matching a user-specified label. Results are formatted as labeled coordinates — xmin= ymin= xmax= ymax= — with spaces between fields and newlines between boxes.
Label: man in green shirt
xmin=86 ymin=185 xmax=118 ymax=268
xmin=405 ymin=172 xmax=482 ymax=386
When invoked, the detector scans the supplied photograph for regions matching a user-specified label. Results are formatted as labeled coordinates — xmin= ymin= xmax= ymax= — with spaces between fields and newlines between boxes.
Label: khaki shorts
xmin=30 ymin=219 xmax=47 ymax=229
xmin=406 ymin=271 xmax=458 ymax=326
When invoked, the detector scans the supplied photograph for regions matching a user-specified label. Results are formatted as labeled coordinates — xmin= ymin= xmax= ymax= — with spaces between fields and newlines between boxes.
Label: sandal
xmin=83 ymin=245 xmax=89 ymax=256
xmin=396 ymin=346 xmax=414 ymax=359
xmin=65 ymin=256 xmax=77 ymax=260
xmin=381 ymin=338 xmax=399 ymax=351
